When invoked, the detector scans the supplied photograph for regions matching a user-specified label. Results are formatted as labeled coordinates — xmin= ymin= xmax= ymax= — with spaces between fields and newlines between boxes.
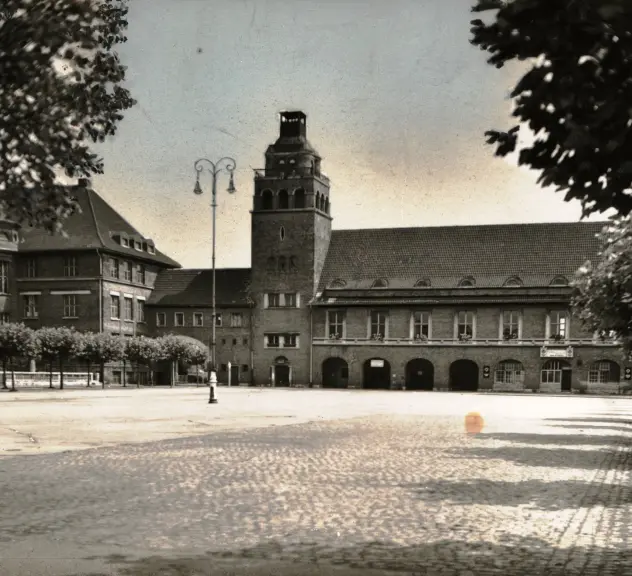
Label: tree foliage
xmin=470 ymin=0 xmax=632 ymax=217
xmin=35 ymin=326 xmax=79 ymax=389
xmin=0 ymin=0 xmax=136 ymax=233
xmin=0 ymin=323 xmax=38 ymax=390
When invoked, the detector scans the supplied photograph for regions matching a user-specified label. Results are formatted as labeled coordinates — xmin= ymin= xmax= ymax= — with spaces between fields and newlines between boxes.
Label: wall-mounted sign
xmin=625 ymin=367 xmax=632 ymax=381
xmin=483 ymin=366 xmax=491 ymax=378
xmin=370 ymin=359 xmax=385 ymax=368
xmin=540 ymin=346 xmax=574 ymax=359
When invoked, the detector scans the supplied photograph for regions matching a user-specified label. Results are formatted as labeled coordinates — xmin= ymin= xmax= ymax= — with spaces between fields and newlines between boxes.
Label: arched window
xmin=278 ymin=189 xmax=289 ymax=209
xmin=325 ymin=197 xmax=330 ymax=214
xmin=504 ymin=277 xmax=523 ymax=287
xmin=279 ymin=226 xmax=286 ymax=241
xmin=550 ymin=276 xmax=569 ymax=286
xmin=414 ymin=278 xmax=431 ymax=288
xmin=289 ymin=256 xmax=298 ymax=270
xmin=329 ymin=278 xmax=346 ymax=288
xmin=458 ymin=277 xmax=475 ymax=288
xmin=494 ymin=360 xmax=524 ymax=387
xmin=278 ymin=256 xmax=287 ymax=272
xmin=588 ymin=360 xmax=620 ymax=384
xmin=294 ymin=188 xmax=305 ymax=209
xmin=372 ymin=278 xmax=389 ymax=288
xmin=261 ymin=189 xmax=273 ymax=210
xmin=315 ymin=192 xmax=321 ymax=210
xmin=320 ymin=195 xmax=326 ymax=211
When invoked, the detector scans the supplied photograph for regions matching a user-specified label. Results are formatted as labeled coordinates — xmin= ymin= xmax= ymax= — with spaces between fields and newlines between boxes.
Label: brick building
xmin=5 ymin=110 xmax=625 ymax=393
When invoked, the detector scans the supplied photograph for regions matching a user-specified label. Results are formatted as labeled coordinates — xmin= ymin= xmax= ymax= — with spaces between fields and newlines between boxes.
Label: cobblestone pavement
xmin=1 ymin=390 xmax=632 ymax=575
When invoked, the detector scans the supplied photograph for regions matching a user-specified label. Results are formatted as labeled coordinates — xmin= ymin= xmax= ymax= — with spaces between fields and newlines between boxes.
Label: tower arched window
xmin=294 ymin=188 xmax=305 ymax=209
xmin=325 ymin=197 xmax=330 ymax=214
xmin=315 ymin=192 xmax=321 ymax=210
xmin=550 ymin=275 xmax=569 ymax=287
xmin=261 ymin=189 xmax=273 ymax=210
xmin=278 ymin=256 xmax=287 ymax=272
xmin=278 ymin=189 xmax=289 ymax=209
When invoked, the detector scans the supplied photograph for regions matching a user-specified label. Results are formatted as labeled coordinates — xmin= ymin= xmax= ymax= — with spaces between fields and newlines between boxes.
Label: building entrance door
xmin=230 ymin=364 xmax=240 ymax=386
xmin=274 ymin=365 xmax=290 ymax=386
xmin=561 ymin=368 xmax=572 ymax=391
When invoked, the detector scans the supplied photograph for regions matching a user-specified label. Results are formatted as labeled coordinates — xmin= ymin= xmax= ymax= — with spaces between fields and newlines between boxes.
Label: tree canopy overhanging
xmin=0 ymin=0 xmax=135 ymax=233
xmin=470 ymin=0 xmax=632 ymax=218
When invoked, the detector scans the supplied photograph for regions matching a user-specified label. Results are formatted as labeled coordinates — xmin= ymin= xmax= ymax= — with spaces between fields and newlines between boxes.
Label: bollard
xmin=209 ymin=370 xmax=218 ymax=404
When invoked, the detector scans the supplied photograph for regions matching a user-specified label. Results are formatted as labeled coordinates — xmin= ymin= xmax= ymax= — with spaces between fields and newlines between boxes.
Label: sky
xmin=94 ymin=0 xmax=605 ymax=269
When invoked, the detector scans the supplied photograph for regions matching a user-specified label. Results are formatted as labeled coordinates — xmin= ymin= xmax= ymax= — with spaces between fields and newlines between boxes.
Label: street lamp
xmin=193 ymin=156 xmax=237 ymax=404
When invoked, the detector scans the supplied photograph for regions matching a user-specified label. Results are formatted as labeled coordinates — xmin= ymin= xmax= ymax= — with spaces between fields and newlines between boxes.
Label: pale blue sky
xmin=95 ymin=0 xmax=601 ymax=269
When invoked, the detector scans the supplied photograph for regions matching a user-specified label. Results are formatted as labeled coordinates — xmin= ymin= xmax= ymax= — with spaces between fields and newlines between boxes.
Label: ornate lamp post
xmin=193 ymin=157 xmax=237 ymax=404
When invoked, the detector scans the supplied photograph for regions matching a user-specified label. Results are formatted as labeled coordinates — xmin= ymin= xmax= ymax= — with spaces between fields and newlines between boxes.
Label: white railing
xmin=312 ymin=337 xmax=619 ymax=347
xmin=3 ymin=372 xmax=99 ymax=388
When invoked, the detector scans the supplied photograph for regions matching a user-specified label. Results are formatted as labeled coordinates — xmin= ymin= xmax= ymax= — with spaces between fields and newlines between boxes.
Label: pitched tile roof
xmin=318 ymin=221 xmax=607 ymax=292
xmin=18 ymin=188 xmax=180 ymax=268
xmin=147 ymin=268 xmax=252 ymax=307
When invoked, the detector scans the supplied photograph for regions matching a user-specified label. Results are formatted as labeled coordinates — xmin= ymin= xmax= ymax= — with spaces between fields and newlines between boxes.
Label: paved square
xmin=1 ymin=388 xmax=632 ymax=575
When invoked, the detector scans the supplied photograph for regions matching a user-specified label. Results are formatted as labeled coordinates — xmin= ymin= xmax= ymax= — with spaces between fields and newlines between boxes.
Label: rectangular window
xmin=136 ymin=265 xmax=146 ymax=284
xmin=111 ymin=371 xmax=122 ymax=384
xmin=26 ymin=258 xmax=36 ymax=278
xmin=232 ymin=338 xmax=237 ymax=345
xmin=230 ymin=312 xmax=243 ymax=327
xmin=0 ymin=313 xmax=9 ymax=325
xmin=109 ymin=258 xmax=119 ymax=279
xmin=123 ymin=261 xmax=133 ymax=282
xmin=0 ymin=261 xmax=9 ymax=294
xmin=242 ymin=364 xmax=249 ymax=373
xmin=136 ymin=299 xmax=145 ymax=323
xmin=63 ymin=256 xmax=77 ymax=277
xmin=266 ymin=334 xmax=280 ymax=348
xmin=63 ymin=294 xmax=78 ymax=318
xmin=124 ymin=297 xmax=134 ymax=321
xmin=156 ymin=312 xmax=166 ymax=327
xmin=283 ymin=333 xmax=298 ymax=348
xmin=215 ymin=313 xmax=223 ymax=327
xmin=174 ymin=312 xmax=184 ymax=327
xmin=267 ymin=293 xmax=280 ymax=308
xmin=327 ymin=310 xmax=346 ymax=339
xmin=412 ymin=311 xmax=431 ymax=339
xmin=284 ymin=293 xmax=297 ymax=307
xmin=549 ymin=311 xmax=568 ymax=339
xmin=110 ymin=295 xmax=120 ymax=319
xmin=23 ymin=295 xmax=38 ymax=319
xmin=370 ymin=310 xmax=387 ymax=339
xmin=193 ymin=312 xmax=203 ymax=326
xmin=243 ymin=337 xmax=248 ymax=345
xmin=502 ymin=310 xmax=521 ymax=340
xmin=456 ymin=311 xmax=475 ymax=340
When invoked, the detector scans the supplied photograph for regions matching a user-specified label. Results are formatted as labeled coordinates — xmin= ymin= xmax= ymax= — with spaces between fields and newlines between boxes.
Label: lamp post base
xmin=209 ymin=398 xmax=218 ymax=404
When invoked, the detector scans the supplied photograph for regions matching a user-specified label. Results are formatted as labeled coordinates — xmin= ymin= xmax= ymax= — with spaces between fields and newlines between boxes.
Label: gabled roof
xmin=147 ymin=268 xmax=252 ymax=307
xmin=18 ymin=188 xmax=180 ymax=268
xmin=318 ymin=221 xmax=606 ymax=292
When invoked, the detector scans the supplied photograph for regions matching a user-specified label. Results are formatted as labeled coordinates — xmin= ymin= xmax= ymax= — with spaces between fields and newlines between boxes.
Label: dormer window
xmin=458 ymin=277 xmax=475 ymax=288
xmin=550 ymin=276 xmax=569 ymax=287
xmin=134 ymin=240 xmax=142 ymax=251
xmin=414 ymin=278 xmax=431 ymax=288
xmin=147 ymin=244 xmax=155 ymax=254
xmin=372 ymin=278 xmax=389 ymax=289
xmin=120 ymin=236 xmax=129 ymax=248
xmin=504 ymin=276 xmax=523 ymax=287
xmin=329 ymin=279 xmax=346 ymax=289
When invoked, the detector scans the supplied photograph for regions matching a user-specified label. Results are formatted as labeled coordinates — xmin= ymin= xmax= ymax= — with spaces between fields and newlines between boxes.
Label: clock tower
xmin=250 ymin=111 xmax=332 ymax=386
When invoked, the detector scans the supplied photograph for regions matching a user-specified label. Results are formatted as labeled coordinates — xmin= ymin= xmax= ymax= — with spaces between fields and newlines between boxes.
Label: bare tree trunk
xmin=10 ymin=359 xmax=16 ymax=392
xmin=49 ymin=361 xmax=53 ymax=389
xmin=2 ymin=359 xmax=7 ymax=389
xmin=59 ymin=357 xmax=64 ymax=390
xmin=100 ymin=362 xmax=105 ymax=388
xmin=86 ymin=360 xmax=92 ymax=387
xmin=122 ymin=360 xmax=126 ymax=387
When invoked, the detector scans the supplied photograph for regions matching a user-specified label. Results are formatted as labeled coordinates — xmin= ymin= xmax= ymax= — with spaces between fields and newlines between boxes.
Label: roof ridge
xmin=85 ymin=188 xmax=106 ymax=247
xmin=333 ymin=221 xmax=608 ymax=234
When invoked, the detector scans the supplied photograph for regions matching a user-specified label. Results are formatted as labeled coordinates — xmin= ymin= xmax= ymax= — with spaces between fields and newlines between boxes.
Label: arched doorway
xmin=541 ymin=360 xmax=571 ymax=391
xmin=449 ymin=359 xmax=479 ymax=392
xmin=322 ymin=357 xmax=349 ymax=388
xmin=363 ymin=358 xmax=391 ymax=390
xmin=405 ymin=358 xmax=434 ymax=390
xmin=272 ymin=356 xmax=291 ymax=387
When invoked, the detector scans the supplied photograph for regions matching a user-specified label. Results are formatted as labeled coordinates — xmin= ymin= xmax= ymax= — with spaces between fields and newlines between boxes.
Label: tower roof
xmin=268 ymin=110 xmax=319 ymax=156
xmin=18 ymin=187 xmax=180 ymax=268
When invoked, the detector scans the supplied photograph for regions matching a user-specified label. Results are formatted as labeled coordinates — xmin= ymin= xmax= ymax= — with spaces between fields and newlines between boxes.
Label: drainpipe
xmin=309 ymin=303 xmax=313 ymax=387
xmin=249 ymin=304 xmax=255 ymax=386
xmin=96 ymin=250 xmax=103 ymax=333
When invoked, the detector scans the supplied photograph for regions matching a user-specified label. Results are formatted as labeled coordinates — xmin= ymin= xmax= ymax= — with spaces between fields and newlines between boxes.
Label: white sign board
xmin=370 ymin=359 xmax=385 ymax=368
xmin=540 ymin=346 xmax=574 ymax=358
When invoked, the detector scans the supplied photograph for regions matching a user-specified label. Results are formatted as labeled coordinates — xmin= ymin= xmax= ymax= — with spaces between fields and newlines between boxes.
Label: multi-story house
xmin=146 ymin=268 xmax=254 ymax=384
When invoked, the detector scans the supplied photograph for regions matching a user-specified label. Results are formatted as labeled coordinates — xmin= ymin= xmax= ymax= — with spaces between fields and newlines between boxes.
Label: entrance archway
xmin=405 ymin=359 xmax=434 ymax=390
xmin=363 ymin=358 xmax=391 ymax=390
xmin=449 ymin=359 xmax=479 ymax=392
xmin=272 ymin=356 xmax=291 ymax=387
xmin=322 ymin=357 xmax=349 ymax=388
xmin=541 ymin=360 xmax=571 ymax=391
